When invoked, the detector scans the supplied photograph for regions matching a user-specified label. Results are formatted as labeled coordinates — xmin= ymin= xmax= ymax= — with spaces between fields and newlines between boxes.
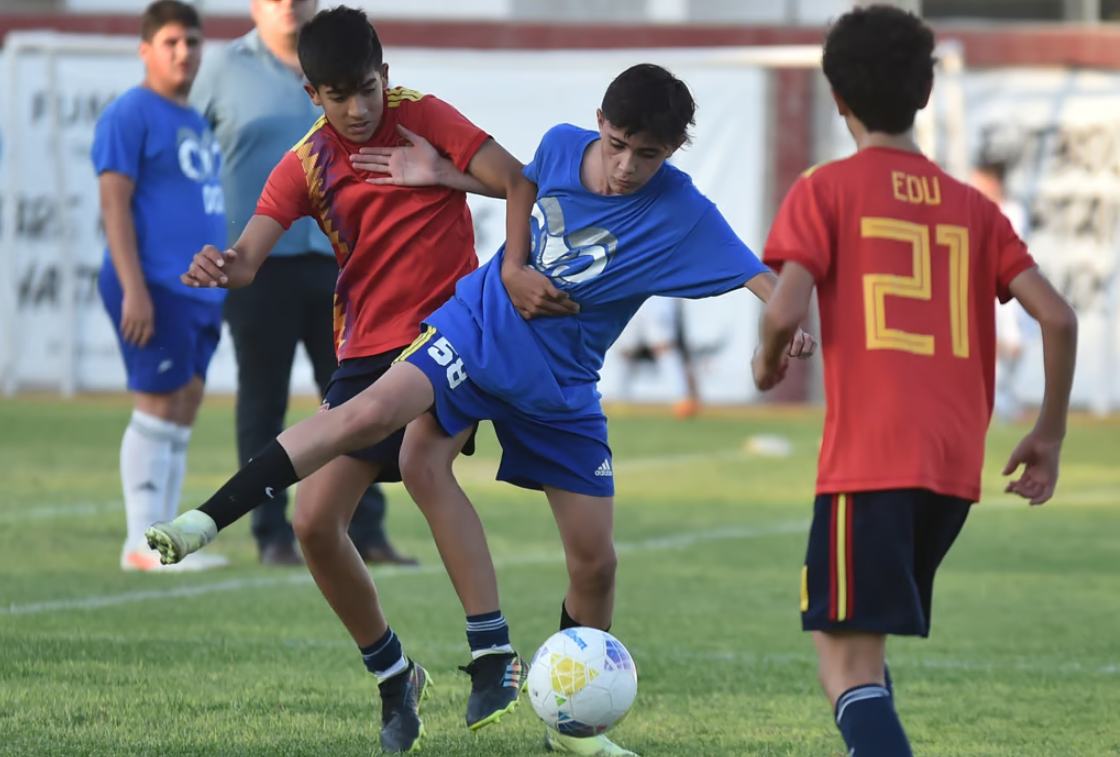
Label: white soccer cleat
xmin=544 ymin=729 xmax=639 ymax=756
xmin=145 ymin=510 xmax=218 ymax=565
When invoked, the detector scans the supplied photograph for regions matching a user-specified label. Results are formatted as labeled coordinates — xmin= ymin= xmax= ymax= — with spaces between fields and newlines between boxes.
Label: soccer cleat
xmin=544 ymin=728 xmax=639 ymax=756
xmin=460 ymin=652 xmax=527 ymax=730
xmin=145 ymin=510 xmax=218 ymax=565
xmin=379 ymin=659 xmax=431 ymax=753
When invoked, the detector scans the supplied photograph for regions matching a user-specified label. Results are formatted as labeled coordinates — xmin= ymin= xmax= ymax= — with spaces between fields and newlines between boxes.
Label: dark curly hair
xmin=822 ymin=4 xmax=936 ymax=135
xmin=299 ymin=6 xmax=383 ymax=95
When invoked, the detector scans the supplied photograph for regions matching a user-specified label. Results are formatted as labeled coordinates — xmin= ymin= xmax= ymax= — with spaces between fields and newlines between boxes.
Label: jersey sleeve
xmin=91 ymin=99 xmax=147 ymax=181
xmin=652 ymin=205 xmax=769 ymax=299
xmin=410 ymin=95 xmax=491 ymax=173
xmin=255 ymin=152 xmax=313 ymax=230
xmin=990 ymin=203 xmax=1037 ymax=303
xmin=762 ymin=174 xmax=834 ymax=282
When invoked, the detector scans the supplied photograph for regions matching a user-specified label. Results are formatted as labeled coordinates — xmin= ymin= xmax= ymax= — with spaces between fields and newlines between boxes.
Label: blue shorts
xmin=320 ymin=349 xmax=475 ymax=481
xmin=398 ymin=326 xmax=614 ymax=498
xmin=98 ymin=265 xmax=223 ymax=395
xmin=801 ymin=489 xmax=972 ymax=638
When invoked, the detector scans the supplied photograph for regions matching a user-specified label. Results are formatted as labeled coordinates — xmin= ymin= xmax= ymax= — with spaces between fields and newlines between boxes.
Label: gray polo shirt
xmin=190 ymin=30 xmax=332 ymax=259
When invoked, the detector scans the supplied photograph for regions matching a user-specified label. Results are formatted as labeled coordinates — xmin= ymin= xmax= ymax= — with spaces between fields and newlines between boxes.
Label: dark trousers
xmin=224 ymin=254 xmax=388 ymax=551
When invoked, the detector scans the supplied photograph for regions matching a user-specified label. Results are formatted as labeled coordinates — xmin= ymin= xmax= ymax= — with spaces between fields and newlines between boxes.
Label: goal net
xmin=0 ymin=33 xmax=1013 ymax=408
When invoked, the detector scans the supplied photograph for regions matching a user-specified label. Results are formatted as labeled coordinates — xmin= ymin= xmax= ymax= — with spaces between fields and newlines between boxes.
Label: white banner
xmin=0 ymin=37 xmax=769 ymax=403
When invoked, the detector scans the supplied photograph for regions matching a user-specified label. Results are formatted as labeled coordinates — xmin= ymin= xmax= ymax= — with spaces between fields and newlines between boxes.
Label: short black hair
xmin=601 ymin=64 xmax=697 ymax=148
xmin=822 ymin=4 xmax=936 ymax=135
xmin=141 ymin=0 xmax=201 ymax=42
xmin=298 ymin=6 xmax=384 ymax=94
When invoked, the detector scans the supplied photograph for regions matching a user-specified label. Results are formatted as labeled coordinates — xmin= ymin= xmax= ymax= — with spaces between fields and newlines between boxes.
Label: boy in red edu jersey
xmin=754 ymin=6 xmax=1078 ymax=756
xmin=153 ymin=6 xmax=572 ymax=752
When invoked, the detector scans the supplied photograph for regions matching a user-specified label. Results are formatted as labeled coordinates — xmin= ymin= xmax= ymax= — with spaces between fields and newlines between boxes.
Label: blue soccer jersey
xmin=91 ymin=86 xmax=227 ymax=302
xmin=427 ymin=123 xmax=768 ymax=417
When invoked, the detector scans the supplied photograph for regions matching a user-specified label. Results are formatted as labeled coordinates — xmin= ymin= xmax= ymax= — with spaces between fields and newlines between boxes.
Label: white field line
xmin=0 ymin=521 xmax=807 ymax=617
xmin=13 ymin=631 xmax=1119 ymax=677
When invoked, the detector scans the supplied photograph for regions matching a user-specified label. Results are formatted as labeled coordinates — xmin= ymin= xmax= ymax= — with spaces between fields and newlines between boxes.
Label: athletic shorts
xmin=397 ymin=326 xmax=615 ymax=497
xmin=321 ymin=348 xmax=477 ymax=482
xmin=801 ymin=488 xmax=972 ymax=638
xmin=98 ymin=264 xmax=223 ymax=395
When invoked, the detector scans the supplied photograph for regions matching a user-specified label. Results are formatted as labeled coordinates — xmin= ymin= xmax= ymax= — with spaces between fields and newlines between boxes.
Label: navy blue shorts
xmin=321 ymin=348 xmax=477 ymax=482
xmin=98 ymin=264 xmax=223 ymax=394
xmin=397 ymin=326 xmax=614 ymax=498
xmin=801 ymin=489 xmax=972 ymax=638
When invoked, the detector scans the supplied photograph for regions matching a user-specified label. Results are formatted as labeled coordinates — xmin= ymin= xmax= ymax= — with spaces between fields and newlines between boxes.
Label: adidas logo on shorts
xmin=595 ymin=459 xmax=613 ymax=477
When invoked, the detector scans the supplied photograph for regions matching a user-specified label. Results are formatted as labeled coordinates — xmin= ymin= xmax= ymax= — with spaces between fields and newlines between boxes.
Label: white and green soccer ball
xmin=526 ymin=627 xmax=638 ymax=737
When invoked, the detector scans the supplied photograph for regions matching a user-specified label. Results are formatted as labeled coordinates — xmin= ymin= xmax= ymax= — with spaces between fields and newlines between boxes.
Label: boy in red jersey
xmin=150 ymin=6 xmax=571 ymax=752
xmin=754 ymin=6 xmax=1078 ymax=756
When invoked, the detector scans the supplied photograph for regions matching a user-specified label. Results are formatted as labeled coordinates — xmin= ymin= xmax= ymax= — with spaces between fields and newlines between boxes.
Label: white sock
xmin=120 ymin=410 xmax=178 ymax=550
xmin=163 ymin=424 xmax=192 ymax=522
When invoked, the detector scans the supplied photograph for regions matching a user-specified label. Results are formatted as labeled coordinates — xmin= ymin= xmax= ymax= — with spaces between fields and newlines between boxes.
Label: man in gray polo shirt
xmin=190 ymin=0 xmax=416 ymax=567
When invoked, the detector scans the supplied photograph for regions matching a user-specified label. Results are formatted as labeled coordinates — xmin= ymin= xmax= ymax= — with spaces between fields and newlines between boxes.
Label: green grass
xmin=2 ymin=396 xmax=1119 ymax=756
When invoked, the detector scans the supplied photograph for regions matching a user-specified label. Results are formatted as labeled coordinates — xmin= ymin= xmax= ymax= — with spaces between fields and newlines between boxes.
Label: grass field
xmin=2 ymin=395 xmax=1119 ymax=757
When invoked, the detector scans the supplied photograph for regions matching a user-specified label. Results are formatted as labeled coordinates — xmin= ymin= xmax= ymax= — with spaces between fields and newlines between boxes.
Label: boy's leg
xmin=291 ymin=454 xmax=429 ymax=753
xmin=98 ymin=269 xmax=225 ymax=573
xmin=545 ymin=487 xmax=617 ymax=631
xmin=399 ymin=414 xmax=518 ymax=730
xmin=145 ymin=359 xmax=435 ymax=565
xmin=802 ymin=490 xmax=969 ymax=757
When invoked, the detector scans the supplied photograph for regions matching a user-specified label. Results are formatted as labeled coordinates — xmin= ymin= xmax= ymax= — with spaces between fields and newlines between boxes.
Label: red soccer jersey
xmin=764 ymin=148 xmax=1037 ymax=502
xmin=256 ymin=87 xmax=488 ymax=361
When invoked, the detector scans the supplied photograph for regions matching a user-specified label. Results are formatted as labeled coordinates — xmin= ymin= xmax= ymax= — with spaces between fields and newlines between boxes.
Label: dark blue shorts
xmin=98 ymin=264 xmax=223 ymax=394
xmin=801 ymin=489 xmax=972 ymax=638
xmin=397 ymin=326 xmax=614 ymax=498
xmin=321 ymin=348 xmax=476 ymax=483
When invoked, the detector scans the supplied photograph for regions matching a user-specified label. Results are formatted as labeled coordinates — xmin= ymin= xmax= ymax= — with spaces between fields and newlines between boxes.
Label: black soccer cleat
xmin=460 ymin=651 xmax=527 ymax=730
xmin=378 ymin=659 xmax=431 ymax=753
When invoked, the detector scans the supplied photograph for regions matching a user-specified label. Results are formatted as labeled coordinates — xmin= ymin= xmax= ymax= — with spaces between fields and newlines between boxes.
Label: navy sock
xmin=198 ymin=439 xmax=299 ymax=531
xmin=360 ymin=627 xmax=408 ymax=683
xmin=559 ymin=602 xmax=611 ymax=634
xmin=466 ymin=610 xmax=513 ymax=658
xmin=834 ymin=684 xmax=913 ymax=757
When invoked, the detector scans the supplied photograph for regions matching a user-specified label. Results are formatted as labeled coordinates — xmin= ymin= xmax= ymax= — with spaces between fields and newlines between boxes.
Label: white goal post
xmin=0 ymin=33 xmax=982 ymax=407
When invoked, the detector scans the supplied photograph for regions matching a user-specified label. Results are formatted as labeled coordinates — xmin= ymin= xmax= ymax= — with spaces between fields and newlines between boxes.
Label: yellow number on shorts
xmin=860 ymin=218 xmax=970 ymax=359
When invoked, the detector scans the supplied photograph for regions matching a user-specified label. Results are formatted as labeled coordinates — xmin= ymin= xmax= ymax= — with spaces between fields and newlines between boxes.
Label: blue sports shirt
xmin=92 ymin=86 xmax=227 ymax=302
xmin=427 ymin=123 xmax=768 ymax=416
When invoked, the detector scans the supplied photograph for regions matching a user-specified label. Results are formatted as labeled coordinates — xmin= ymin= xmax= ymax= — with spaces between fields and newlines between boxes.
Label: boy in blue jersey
xmin=149 ymin=63 xmax=814 ymax=753
xmin=93 ymin=0 xmax=229 ymax=572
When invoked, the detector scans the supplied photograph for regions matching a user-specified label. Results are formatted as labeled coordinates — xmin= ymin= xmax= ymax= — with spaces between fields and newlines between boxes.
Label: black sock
xmin=197 ymin=439 xmax=300 ymax=531
xmin=834 ymin=684 xmax=912 ymax=757
xmin=559 ymin=601 xmax=611 ymax=634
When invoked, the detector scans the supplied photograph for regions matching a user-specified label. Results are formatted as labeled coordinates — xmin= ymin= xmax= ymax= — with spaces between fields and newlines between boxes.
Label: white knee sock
xmin=120 ymin=410 xmax=178 ymax=550
xmin=163 ymin=424 xmax=193 ymax=522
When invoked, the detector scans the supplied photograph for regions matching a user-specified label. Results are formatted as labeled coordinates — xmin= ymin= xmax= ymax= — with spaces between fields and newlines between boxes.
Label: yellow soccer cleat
xmin=544 ymin=728 xmax=639 ymax=756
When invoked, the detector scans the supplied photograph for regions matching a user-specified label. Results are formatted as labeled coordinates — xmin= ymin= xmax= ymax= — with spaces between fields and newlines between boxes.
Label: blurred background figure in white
xmin=970 ymin=158 xmax=1036 ymax=423
xmin=613 ymin=297 xmax=701 ymax=418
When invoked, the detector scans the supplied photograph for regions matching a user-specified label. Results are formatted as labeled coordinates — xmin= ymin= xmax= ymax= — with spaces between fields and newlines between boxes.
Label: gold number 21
xmin=861 ymin=217 xmax=970 ymax=358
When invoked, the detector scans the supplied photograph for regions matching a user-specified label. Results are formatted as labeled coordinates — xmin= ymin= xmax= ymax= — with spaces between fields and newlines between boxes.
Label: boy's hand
xmin=788 ymin=329 xmax=816 ymax=359
xmin=351 ymin=124 xmax=447 ymax=187
xmin=120 ymin=286 xmax=155 ymax=348
xmin=501 ymin=265 xmax=580 ymax=320
xmin=183 ymin=245 xmax=237 ymax=289
xmin=752 ymin=345 xmax=789 ymax=391
xmin=1002 ymin=430 xmax=1063 ymax=505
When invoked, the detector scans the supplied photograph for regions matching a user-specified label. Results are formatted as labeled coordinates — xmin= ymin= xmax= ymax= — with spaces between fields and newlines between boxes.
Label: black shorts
xmin=801 ymin=488 xmax=972 ymax=638
xmin=321 ymin=348 xmax=476 ymax=482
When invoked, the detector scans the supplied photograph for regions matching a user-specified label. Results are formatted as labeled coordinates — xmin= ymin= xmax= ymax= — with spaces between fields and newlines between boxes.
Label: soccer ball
xmin=526 ymin=627 xmax=638 ymax=737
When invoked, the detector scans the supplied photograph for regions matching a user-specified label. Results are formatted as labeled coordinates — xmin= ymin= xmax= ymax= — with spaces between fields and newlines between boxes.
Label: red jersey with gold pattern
xmin=763 ymin=148 xmax=1037 ymax=502
xmin=256 ymin=87 xmax=488 ymax=361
